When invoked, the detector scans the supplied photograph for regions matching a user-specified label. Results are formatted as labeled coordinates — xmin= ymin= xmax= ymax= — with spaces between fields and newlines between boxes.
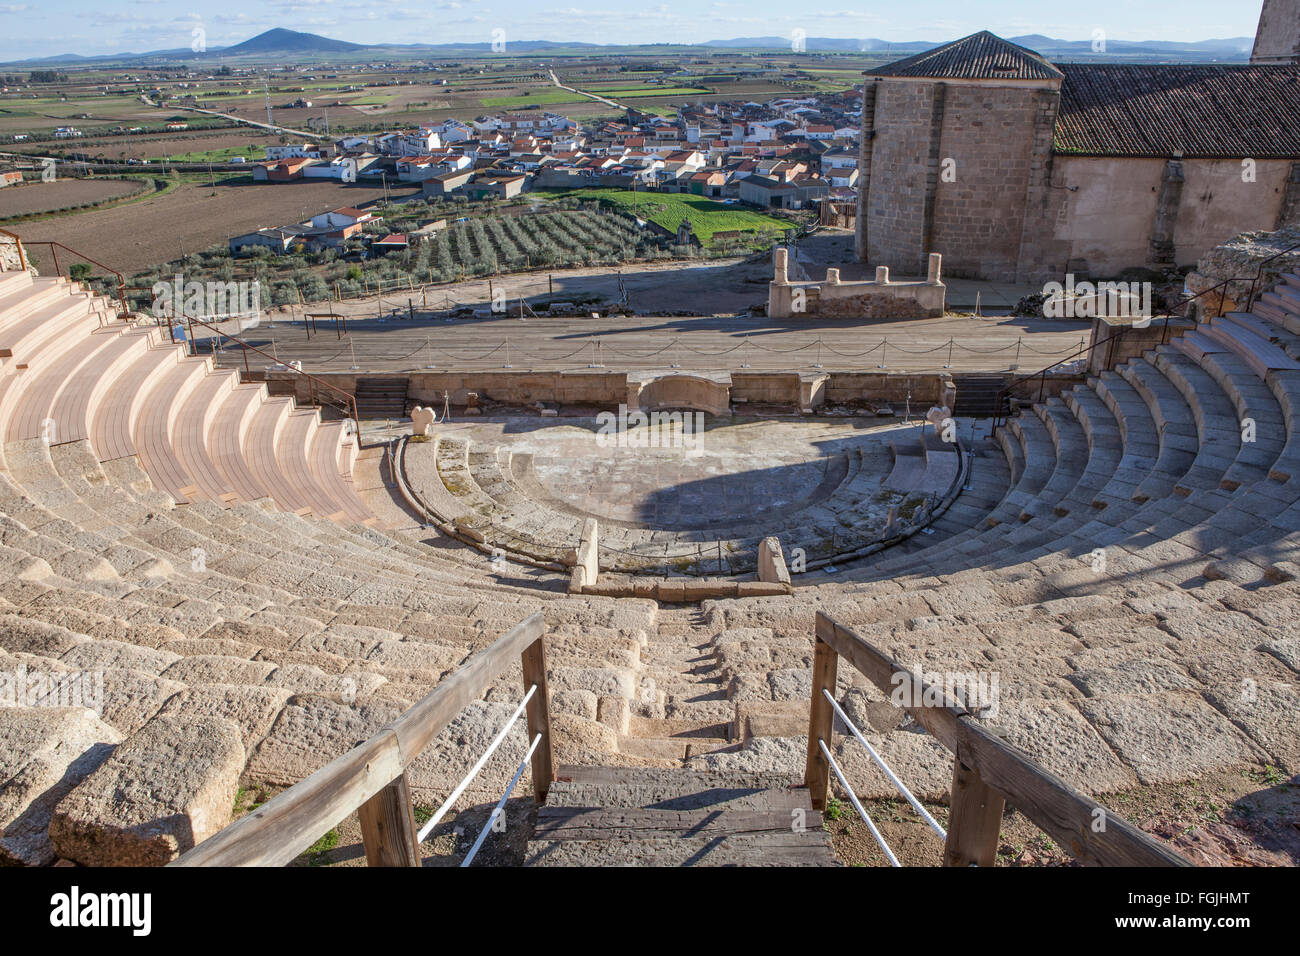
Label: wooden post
xmin=803 ymin=636 xmax=838 ymax=810
xmin=358 ymin=772 xmax=421 ymax=867
xmin=943 ymin=751 xmax=1005 ymax=867
xmin=520 ymin=637 xmax=554 ymax=802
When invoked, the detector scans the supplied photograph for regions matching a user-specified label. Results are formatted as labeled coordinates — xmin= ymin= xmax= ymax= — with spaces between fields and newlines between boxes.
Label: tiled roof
xmin=1055 ymin=64 xmax=1300 ymax=158
xmin=867 ymin=31 xmax=1063 ymax=81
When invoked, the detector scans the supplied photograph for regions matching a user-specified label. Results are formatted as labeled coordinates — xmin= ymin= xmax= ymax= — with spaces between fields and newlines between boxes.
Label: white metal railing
xmin=818 ymin=738 xmax=899 ymax=866
xmin=822 ymin=688 xmax=948 ymax=840
xmin=417 ymin=684 xmax=538 ymax=845
xmin=461 ymin=732 xmax=543 ymax=867
xmin=814 ymin=686 xmax=952 ymax=867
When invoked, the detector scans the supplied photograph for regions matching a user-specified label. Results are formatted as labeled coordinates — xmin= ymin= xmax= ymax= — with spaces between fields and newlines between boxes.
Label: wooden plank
xmin=171 ymin=730 xmax=404 ymax=867
xmin=358 ymin=772 xmax=421 ymax=867
xmin=942 ymin=752 xmax=1005 ymax=867
xmin=521 ymin=636 xmax=554 ymax=801
xmin=803 ymin=635 xmax=838 ymax=811
xmin=534 ymin=808 xmax=808 ymax=841
xmin=814 ymin=612 xmax=1190 ymax=867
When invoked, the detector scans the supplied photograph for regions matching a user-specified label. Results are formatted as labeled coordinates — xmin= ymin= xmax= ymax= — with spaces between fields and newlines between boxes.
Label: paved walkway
xmin=208 ymin=309 xmax=1089 ymax=374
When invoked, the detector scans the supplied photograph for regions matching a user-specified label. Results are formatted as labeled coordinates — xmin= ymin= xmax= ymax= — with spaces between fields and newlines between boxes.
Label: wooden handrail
xmin=172 ymin=612 xmax=551 ymax=867
xmin=805 ymin=611 xmax=1190 ymax=867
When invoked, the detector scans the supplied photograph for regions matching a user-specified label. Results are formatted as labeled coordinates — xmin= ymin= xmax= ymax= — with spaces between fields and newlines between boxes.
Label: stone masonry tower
xmin=1252 ymin=0 xmax=1300 ymax=64
xmin=856 ymin=32 xmax=1065 ymax=283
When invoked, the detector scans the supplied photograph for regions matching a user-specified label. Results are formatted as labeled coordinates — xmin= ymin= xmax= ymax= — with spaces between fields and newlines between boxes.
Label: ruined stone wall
xmin=770 ymin=249 xmax=945 ymax=319
xmin=1184 ymin=224 xmax=1300 ymax=318
xmin=0 ymin=238 xmax=23 ymax=273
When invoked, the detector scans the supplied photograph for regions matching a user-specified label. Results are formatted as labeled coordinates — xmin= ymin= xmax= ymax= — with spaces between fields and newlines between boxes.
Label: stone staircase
xmin=354 ymin=376 xmax=408 ymax=420
xmin=523 ymin=765 xmax=838 ymax=866
xmin=951 ymin=372 xmax=1009 ymax=417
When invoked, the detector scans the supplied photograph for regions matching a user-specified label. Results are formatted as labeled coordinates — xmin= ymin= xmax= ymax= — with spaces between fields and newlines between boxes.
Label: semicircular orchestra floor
xmin=403 ymin=414 xmax=963 ymax=575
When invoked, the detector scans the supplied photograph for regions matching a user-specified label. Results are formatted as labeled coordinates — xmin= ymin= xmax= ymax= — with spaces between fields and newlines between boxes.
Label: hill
xmin=217 ymin=28 xmax=366 ymax=56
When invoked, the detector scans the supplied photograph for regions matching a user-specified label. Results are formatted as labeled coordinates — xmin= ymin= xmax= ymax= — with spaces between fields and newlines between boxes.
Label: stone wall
xmin=927 ymin=83 xmax=1058 ymax=281
xmin=628 ymin=373 xmax=730 ymax=416
xmin=0 ymin=238 xmax=23 ymax=273
xmin=1086 ymin=314 xmax=1194 ymax=376
xmin=768 ymin=248 xmax=946 ymax=319
xmin=822 ymin=371 xmax=952 ymax=408
xmin=1183 ymin=224 xmax=1300 ymax=319
xmin=858 ymin=78 xmax=941 ymax=276
xmin=1047 ymin=157 xmax=1297 ymax=276
xmin=263 ymin=368 xmax=956 ymax=416
xmin=858 ymin=69 xmax=1298 ymax=285
xmin=1252 ymin=0 xmax=1300 ymax=64
xmin=859 ymin=76 xmax=1062 ymax=282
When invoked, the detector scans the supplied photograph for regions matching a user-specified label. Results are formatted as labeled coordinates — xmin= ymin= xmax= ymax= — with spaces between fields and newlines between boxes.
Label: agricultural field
xmin=15 ymin=177 xmax=416 ymax=274
xmin=160 ymin=144 xmax=268 ymax=163
xmin=479 ymin=90 xmax=587 ymax=109
xmin=6 ymin=128 xmax=281 ymax=163
xmin=532 ymin=188 xmax=793 ymax=245
xmin=0 ymin=91 xmax=160 ymax=134
xmin=0 ymin=176 xmax=151 ymax=219
xmin=0 ymin=52 xmax=875 ymax=146
xmin=124 ymin=207 xmax=691 ymax=309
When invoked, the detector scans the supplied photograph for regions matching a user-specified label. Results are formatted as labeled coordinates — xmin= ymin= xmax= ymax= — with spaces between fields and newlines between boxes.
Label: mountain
xmin=216 ymin=28 xmax=365 ymax=56
xmin=703 ymin=34 xmax=1254 ymax=59
xmin=0 ymin=28 xmax=1257 ymax=66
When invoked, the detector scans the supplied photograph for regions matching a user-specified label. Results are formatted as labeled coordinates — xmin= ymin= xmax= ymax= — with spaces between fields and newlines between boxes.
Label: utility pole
xmin=263 ymin=75 xmax=272 ymax=129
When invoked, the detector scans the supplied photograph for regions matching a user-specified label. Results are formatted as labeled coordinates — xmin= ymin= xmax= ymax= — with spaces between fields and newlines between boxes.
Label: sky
xmin=0 ymin=0 xmax=1266 ymax=62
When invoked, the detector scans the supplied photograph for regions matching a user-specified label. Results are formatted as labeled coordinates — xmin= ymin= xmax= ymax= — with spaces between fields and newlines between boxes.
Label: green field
xmin=585 ymin=86 xmax=711 ymax=97
xmin=161 ymin=145 xmax=267 ymax=162
xmin=479 ymin=90 xmax=584 ymax=108
xmin=535 ymin=189 xmax=790 ymax=245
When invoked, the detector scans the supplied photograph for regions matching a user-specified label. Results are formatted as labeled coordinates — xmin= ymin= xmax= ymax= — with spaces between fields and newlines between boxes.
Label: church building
xmin=856 ymin=0 xmax=1300 ymax=282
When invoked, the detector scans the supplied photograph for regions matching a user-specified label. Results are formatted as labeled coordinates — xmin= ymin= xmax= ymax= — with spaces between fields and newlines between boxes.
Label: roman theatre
xmin=1 ymin=16 xmax=1299 ymax=869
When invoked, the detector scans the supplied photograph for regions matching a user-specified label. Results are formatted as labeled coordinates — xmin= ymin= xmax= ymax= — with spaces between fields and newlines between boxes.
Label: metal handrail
xmin=180 ymin=310 xmax=360 ymax=430
xmin=990 ymin=325 xmax=1139 ymax=429
xmin=992 ymin=242 xmax=1300 ymax=429
xmin=0 ymin=229 xmax=128 ymax=314
xmin=820 ymin=687 xmax=947 ymax=841
xmin=416 ymin=683 xmax=537 ymax=844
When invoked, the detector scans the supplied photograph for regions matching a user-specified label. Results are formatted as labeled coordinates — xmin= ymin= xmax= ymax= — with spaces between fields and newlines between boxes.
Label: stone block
xmin=50 ymin=714 xmax=245 ymax=866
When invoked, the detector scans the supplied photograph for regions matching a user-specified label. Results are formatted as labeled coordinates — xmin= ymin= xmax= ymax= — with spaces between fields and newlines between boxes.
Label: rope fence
xmin=214 ymin=332 xmax=1087 ymax=374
